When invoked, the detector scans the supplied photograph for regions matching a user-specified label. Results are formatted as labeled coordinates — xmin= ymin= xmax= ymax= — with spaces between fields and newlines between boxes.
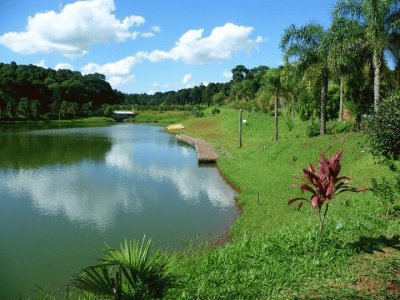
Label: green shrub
xmin=299 ymin=105 xmax=313 ymax=121
xmin=306 ymin=121 xmax=320 ymax=137
xmin=70 ymin=236 xmax=179 ymax=299
xmin=192 ymin=107 xmax=204 ymax=118
xmin=269 ymin=110 xmax=282 ymax=117
xmin=327 ymin=121 xmax=355 ymax=134
xmin=367 ymin=94 xmax=400 ymax=159
xmin=284 ymin=111 xmax=295 ymax=131
xmin=371 ymin=174 xmax=400 ymax=217
xmin=211 ymin=107 xmax=220 ymax=115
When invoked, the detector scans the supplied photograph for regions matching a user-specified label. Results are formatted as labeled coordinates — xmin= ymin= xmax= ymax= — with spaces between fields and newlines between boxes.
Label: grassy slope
xmin=134 ymin=110 xmax=190 ymax=123
xmin=167 ymin=108 xmax=400 ymax=299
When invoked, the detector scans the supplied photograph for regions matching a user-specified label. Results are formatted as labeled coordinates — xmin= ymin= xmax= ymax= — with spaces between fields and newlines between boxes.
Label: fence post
xmin=239 ymin=109 xmax=243 ymax=148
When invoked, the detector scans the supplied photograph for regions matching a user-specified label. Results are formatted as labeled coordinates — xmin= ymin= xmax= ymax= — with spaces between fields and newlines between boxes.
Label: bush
xmin=306 ymin=121 xmax=320 ymax=137
xmin=367 ymin=94 xmax=400 ymax=159
xmin=371 ymin=174 xmax=400 ymax=217
xmin=289 ymin=151 xmax=365 ymax=248
xmin=327 ymin=121 xmax=355 ymax=134
xmin=192 ymin=106 xmax=204 ymax=118
xmin=212 ymin=107 xmax=221 ymax=115
xmin=284 ymin=111 xmax=295 ymax=131
xmin=70 ymin=237 xmax=179 ymax=299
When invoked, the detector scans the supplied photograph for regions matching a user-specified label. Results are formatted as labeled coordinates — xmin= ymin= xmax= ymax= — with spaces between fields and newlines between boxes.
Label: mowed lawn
xmin=167 ymin=108 xmax=400 ymax=299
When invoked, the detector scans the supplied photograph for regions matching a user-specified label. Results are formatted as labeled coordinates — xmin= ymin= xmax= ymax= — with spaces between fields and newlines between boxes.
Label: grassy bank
xmin=166 ymin=108 xmax=400 ymax=298
xmin=133 ymin=110 xmax=190 ymax=123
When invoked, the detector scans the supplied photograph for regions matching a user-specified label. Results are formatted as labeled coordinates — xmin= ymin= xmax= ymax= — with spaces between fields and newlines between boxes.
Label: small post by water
xmin=239 ymin=109 xmax=243 ymax=148
xmin=274 ymin=93 xmax=278 ymax=142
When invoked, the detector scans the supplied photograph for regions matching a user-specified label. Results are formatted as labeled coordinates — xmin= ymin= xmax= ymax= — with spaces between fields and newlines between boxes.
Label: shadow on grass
xmin=350 ymin=235 xmax=400 ymax=254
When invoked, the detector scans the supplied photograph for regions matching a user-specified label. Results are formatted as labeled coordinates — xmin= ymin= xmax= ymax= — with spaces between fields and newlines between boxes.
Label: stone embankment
xmin=175 ymin=134 xmax=218 ymax=162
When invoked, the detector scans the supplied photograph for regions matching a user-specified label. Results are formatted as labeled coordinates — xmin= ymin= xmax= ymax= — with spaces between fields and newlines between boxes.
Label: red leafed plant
xmin=289 ymin=151 xmax=365 ymax=236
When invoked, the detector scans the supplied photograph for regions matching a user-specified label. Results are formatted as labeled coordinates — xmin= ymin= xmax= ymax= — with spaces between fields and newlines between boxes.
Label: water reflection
xmin=105 ymin=143 xmax=136 ymax=172
xmin=0 ymin=124 xmax=235 ymax=232
xmin=148 ymin=165 xmax=235 ymax=207
xmin=0 ymin=132 xmax=111 ymax=170
xmin=0 ymin=166 xmax=143 ymax=231
xmin=0 ymin=123 xmax=238 ymax=298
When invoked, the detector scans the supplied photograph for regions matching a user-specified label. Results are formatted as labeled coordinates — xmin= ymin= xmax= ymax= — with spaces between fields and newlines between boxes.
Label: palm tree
xmin=333 ymin=0 xmax=400 ymax=113
xmin=326 ymin=18 xmax=366 ymax=120
xmin=262 ymin=68 xmax=283 ymax=141
xmin=281 ymin=23 xmax=329 ymax=134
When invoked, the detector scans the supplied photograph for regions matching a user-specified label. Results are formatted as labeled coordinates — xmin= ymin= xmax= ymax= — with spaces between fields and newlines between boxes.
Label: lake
xmin=0 ymin=123 xmax=238 ymax=298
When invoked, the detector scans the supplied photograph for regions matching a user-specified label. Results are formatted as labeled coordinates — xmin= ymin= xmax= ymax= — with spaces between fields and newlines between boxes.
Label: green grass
xmin=163 ymin=107 xmax=400 ymax=299
xmin=133 ymin=110 xmax=190 ymax=123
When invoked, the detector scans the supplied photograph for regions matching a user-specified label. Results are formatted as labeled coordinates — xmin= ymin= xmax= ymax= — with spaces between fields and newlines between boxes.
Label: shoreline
xmin=173 ymin=132 xmax=243 ymax=248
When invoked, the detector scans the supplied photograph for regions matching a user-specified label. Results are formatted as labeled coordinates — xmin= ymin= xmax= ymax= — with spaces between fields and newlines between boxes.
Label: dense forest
xmin=1 ymin=59 xmax=397 ymax=123
xmin=0 ymin=62 xmax=122 ymax=120
xmin=0 ymin=0 xmax=399 ymax=131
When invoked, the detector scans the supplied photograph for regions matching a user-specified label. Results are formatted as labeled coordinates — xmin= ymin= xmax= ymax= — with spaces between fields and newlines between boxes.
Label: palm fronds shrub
xmin=70 ymin=236 xmax=179 ymax=299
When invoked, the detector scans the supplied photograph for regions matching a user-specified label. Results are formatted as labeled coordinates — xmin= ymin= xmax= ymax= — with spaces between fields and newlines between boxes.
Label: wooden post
xmin=239 ymin=109 xmax=243 ymax=148
xmin=274 ymin=93 xmax=278 ymax=142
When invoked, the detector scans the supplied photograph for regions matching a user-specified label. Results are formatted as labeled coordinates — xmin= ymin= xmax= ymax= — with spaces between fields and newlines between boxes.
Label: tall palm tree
xmin=262 ymin=68 xmax=283 ymax=141
xmin=281 ymin=23 xmax=329 ymax=134
xmin=326 ymin=18 xmax=366 ymax=120
xmin=333 ymin=0 xmax=400 ymax=113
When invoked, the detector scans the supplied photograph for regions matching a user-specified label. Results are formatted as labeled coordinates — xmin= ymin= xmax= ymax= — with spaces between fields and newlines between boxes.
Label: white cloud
xmin=182 ymin=73 xmax=192 ymax=86
xmin=141 ymin=32 xmax=155 ymax=38
xmin=202 ymin=81 xmax=209 ymax=86
xmin=222 ymin=70 xmax=232 ymax=80
xmin=34 ymin=59 xmax=47 ymax=68
xmin=0 ymin=0 xmax=149 ymax=58
xmin=151 ymin=26 xmax=161 ymax=33
xmin=81 ymin=56 xmax=139 ymax=87
xmin=55 ymin=63 xmax=74 ymax=70
xmin=140 ymin=26 xmax=161 ymax=38
xmin=141 ymin=23 xmax=262 ymax=64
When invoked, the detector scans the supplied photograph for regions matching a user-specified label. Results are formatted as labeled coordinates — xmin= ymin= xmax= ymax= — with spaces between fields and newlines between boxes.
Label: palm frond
xmin=333 ymin=0 xmax=364 ymax=22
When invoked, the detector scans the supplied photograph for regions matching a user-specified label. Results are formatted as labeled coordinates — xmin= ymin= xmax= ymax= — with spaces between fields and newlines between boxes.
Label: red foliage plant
xmin=289 ymin=151 xmax=365 ymax=234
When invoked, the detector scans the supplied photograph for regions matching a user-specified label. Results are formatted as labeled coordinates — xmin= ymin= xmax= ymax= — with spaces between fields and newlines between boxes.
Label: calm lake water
xmin=0 ymin=123 xmax=238 ymax=298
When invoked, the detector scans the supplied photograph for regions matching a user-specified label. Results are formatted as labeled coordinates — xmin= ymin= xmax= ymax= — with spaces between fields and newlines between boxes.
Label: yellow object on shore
xmin=166 ymin=123 xmax=184 ymax=130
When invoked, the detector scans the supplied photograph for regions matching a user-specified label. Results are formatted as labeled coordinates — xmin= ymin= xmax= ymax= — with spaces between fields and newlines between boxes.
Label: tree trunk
xmin=274 ymin=91 xmax=278 ymax=142
xmin=320 ymin=75 xmax=328 ymax=135
xmin=239 ymin=109 xmax=243 ymax=148
xmin=339 ymin=77 xmax=344 ymax=122
xmin=373 ymin=50 xmax=381 ymax=113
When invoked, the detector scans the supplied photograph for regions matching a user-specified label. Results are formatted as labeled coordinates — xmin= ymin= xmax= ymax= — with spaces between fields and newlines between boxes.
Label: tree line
xmin=120 ymin=0 xmax=400 ymax=136
xmin=0 ymin=0 xmax=399 ymax=128
xmin=0 ymin=62 xmax=121 ymax=120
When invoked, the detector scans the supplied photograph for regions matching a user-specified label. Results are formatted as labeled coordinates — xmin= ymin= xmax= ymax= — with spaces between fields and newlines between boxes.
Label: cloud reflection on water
xmin=0 ymin=125 xmax=236 ymax=231
xmin=1 ymin=166 xmax=143 ymax=231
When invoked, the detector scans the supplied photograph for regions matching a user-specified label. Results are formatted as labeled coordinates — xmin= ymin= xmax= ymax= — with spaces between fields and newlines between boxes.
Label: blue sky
xmin=0 ymin=0 xmax=334 ymax=94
